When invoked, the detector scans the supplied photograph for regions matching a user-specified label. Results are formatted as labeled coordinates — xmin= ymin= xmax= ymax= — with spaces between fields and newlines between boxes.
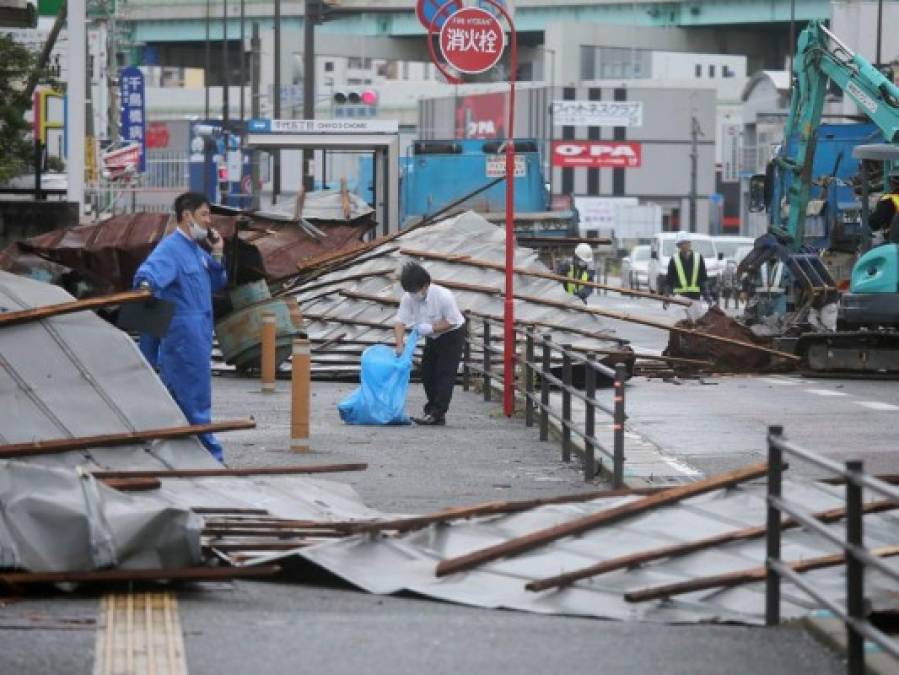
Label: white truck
xmin=647 ymin=232 xmax=722 ymax=296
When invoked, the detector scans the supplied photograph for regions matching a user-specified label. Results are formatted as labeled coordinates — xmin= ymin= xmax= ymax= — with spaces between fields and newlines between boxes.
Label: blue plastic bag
xmin=337 ymin=330 xmax=418 ymax=425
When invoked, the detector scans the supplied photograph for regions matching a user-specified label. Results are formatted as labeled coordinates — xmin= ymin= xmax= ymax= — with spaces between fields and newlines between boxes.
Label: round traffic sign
xmin=438 ymin=7 xmax=505 ymax=75
xmin=415 ymin=0 xmax=463 ymax=31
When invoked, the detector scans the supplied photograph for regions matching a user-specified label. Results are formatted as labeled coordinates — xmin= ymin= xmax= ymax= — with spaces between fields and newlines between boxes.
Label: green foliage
xmin=0 ymin=35 xmax=44 ymax=182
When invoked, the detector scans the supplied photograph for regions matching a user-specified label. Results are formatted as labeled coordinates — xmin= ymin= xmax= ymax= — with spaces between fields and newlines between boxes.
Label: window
xmin=324 ymin=61 xmax=334 ymax=73
xmin=722 ymin=65 xmax=735 ymax=78
xmin=708 ymin=64 xmax=716 ymax=78
xmin=347 ymin=57 xmax=362 ymax=69
xmin=695 ymin=64 xmax=702 ymax=78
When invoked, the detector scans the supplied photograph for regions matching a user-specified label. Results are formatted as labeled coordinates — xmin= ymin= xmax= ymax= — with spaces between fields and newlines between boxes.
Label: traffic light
xmin=332 ymin=89 xmax=378 ymax=117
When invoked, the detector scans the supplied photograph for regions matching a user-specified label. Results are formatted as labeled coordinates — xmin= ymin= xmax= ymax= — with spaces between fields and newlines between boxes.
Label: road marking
xmin=760 ymin=377 xmax=799 ymax=386
xmin=93 ymin=591 xmax=188 ymax=675
xmin=855 ymin=400 xmax=899 ymax=411
xmin=804 ymin=389 xmax=847 ymax=397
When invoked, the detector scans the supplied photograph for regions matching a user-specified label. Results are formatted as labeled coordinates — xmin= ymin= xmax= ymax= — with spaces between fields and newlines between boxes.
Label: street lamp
xmin=541 ymin=47 xmax=556 ymax=200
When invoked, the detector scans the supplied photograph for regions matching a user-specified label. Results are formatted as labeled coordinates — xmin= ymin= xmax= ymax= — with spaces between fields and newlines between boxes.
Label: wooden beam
xmin=0 ymin=289 xmax=152 ymax=329
xmin=0 ymin=419 xmax=256 ymax=458
xmin=526 ymin=499 xmax=897 ymax=592
xmin=434 ymin=462 xmax=769 ymax=577
xmin=339 ymin=486 xmax=670 ymax=535
xmin=624 ymin=546 xmax=899 ymax=603
xmin=90 ymin=463 xmax=367 ymax=480
xmin=400 ymin=247 xmax=691 ymax=306
xmin=0 ymin=565 xmax=281 ymax=588
xmin=98 ymin=477 xmax=162 ymax=492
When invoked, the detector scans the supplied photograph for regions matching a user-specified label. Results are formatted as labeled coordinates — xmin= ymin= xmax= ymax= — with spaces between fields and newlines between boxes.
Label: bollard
xmin=260 ymin=312 xmax=277 ymax=393
xmin=584 ymin=354 xmax=597 ymax=481
xmin=290 ymin=338 xmax=311 ymax=452
xmin=613 ymin=363 xmax=627 ymax=487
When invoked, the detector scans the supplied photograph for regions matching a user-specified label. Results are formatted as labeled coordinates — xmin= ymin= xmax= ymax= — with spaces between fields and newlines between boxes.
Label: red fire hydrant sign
xmin=439 ymin=7 xmax=505 ymax=74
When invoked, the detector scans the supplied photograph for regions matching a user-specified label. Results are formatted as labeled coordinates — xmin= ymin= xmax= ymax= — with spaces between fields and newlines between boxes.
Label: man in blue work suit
xmin=134 ymin=192 xmax=228 ymax=461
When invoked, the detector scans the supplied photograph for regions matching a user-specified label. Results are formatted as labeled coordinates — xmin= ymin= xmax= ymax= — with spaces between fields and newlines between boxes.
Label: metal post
xmin=272 ymin=0 xmax=281 ymax=204
xmin=33 ymin=141 xmax=43 ymax=201
xmin=67 ymin=0 xmax=86 ymax=216
xmin=239 ymin=0 xmax=245 ymax=126
xmin=524 ymin=328 xmax=535 ymax=427
xmin=561 ymin=346 xmax=572 ymax=463
xmin=539 ymin=334 xmax=550 ymax=441
xmin=222 ymin=0 xmax=230 ymax=129
xmin=689 ymin=113 xmax=698 ymax=233
xmin=613 ymin=363 xmax=626 ymax=487
xmin=765 ymin=425 xmax=784 ymax=626
xmin=876 ymin=0 xmax=883 ymax=69
xmin=462 ymin=312 xmax=471 ymax=392
xmin=205 ymin=0 xmax=210 ymax=120
xmin=302 ymin=0 xmax=316 ymax=192
xmin=584 ymin=353 xmax=597 ymax=481
xmin=483 ymin=318 xmax=491 ymax=402
xmin=250 ymin=22 xmax=261 ymax=210
xmin=845 ymin=459 xmax=865 ymax=675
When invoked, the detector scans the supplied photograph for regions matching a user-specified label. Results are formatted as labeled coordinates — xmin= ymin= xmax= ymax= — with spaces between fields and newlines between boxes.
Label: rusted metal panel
xmin=0 ymin=211 xmax=376 ymax=294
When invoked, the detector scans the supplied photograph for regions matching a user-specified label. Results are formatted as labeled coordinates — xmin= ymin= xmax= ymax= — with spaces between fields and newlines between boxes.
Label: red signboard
xmin=552 ymin=141 xmax=642 ymax=168
xmin=454 ymin=92 xmax=506 ymax=139
xmin=439 ymin=7 xmax=505 ymax=74
xmin=146 ymin=121 xmax=171 ymax=149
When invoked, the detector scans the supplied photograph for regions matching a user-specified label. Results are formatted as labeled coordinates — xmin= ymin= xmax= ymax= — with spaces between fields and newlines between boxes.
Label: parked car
xmin=647 ymin=232 xmax=722 ymax=295
xmin=713 ymin=236 xmax=755 ymax=263
xmin=620 ymin=244 xmax=651 ymax=289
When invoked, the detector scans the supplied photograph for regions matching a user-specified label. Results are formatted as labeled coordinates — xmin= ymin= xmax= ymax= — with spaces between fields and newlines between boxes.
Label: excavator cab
xmin=838 ymin=144 xmax=899 ymax=329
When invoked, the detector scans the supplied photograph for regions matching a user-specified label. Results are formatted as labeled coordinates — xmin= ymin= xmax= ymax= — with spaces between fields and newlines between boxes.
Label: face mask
xmin=188 ymin=220 xmax=207 ymax=241
xmin=417 ymin=288 xmax=428 ymax=300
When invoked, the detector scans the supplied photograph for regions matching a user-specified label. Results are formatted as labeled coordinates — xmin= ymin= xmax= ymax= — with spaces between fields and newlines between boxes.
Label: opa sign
xmin=551 ymin=141 xmax=642 ymax=168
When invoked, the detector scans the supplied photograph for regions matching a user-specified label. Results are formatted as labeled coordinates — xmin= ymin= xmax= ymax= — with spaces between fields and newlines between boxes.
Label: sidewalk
xmin=213 ymin=375 xmax=605 ymax=513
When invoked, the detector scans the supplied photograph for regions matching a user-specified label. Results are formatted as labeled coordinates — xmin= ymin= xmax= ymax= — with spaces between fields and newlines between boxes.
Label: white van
xmin=647 ymin=232 xmax=722 ymax=294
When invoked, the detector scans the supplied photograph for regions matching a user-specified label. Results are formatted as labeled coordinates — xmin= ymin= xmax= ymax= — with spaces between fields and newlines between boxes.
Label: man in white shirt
xmin=393 ymin=262 xmax=466 ymax=426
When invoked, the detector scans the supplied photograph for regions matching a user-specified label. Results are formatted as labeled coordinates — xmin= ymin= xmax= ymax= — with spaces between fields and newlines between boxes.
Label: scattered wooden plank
xmin=0 ymin=565 xmax=281 ymax=588
xmin=434 ymin=463 xmax=769 ymax=577
xmin=526 ymin=498 xmax=897 ymax=592
xmin=624 ymin=546 xmax=899 ymax=603
xmin=90 ymin=463 xmax=367 ymax=480
xmin=0 ymin=289 xmax=152 ymax=329
xmin=340 ymin=486 xmax=670 ymax=535
xmin=400 ymin=247 xmax=691 ymax=306
xmin=98 ymin=477 xmax=162 ymax=492
xmin=0 ymin=419 xmax=256 ymax=459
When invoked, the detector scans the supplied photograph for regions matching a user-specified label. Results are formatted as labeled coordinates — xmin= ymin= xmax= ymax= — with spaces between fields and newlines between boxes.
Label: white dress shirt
xmin=395 ymin=284 xmax=465 ymax=335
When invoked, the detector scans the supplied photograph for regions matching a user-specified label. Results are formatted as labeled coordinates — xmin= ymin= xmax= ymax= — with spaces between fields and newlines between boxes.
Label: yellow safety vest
xmin=672 ymin=253 xmax=701 ymax=294
xmin=565 ymin=267 xmax=590 ymax=294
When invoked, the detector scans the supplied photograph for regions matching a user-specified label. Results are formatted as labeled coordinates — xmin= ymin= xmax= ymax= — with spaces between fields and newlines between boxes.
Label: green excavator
xmin=744 ymin=20 xmax=899 ymax=375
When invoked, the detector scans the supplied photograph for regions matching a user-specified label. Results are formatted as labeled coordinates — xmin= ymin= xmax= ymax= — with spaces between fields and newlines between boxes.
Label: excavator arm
xmin=773 ymin=21 xmax=899 ymax=248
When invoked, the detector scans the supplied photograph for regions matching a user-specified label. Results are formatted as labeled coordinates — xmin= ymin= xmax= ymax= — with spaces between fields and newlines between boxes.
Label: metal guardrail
xmin=462 ymin=311 xmax=627 ymax=485
xmin=766 ymin=425 xmax=899 ymax=674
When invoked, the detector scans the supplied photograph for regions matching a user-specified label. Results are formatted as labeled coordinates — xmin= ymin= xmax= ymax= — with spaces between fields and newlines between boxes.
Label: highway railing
xmin=766 ymin=425 xmax=899 ymax=675
xmin=462 ymin=311 xmax=627 ymax=485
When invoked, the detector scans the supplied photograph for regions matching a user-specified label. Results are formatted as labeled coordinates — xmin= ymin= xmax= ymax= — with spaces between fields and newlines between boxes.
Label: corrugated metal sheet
xmin=291 ymin=480 xmax=899 ymax=625
xmin=294 ymin=211 xmax=633 ymax=375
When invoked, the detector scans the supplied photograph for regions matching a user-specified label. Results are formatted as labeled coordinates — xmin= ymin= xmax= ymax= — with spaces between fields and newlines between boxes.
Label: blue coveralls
xmin=134 ymin=230 xmax=228 ymax=461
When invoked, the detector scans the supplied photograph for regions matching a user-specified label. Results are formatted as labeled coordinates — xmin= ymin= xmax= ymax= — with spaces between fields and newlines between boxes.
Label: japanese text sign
xmin=552 ymin=141 xmax=642 ymax=168
xmin=119 ymin=66 xmax=146 ymax=172
xmin=439 ymin=7 xmax=505 ymax=74
xmin=551 ymin=100 xmax=643 ymax=128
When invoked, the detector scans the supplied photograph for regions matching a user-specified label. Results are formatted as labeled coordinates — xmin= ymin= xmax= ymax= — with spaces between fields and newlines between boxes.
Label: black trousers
xmin=420 ymin=326 xmax=466 ymax=419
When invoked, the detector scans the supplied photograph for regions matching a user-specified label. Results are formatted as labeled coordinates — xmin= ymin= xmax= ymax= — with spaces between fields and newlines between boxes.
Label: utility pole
xmin=689 ymin=112 xmax=701 ymax=233
xmin=251 ymin=22 xmax=261 ymax=210
xmin=272 ymin=0 xmax=281 ymax=204
xmin=222 ymin=0 xmax=230 ymax=129
xmin=302 ymin=0 xmax=317 ymax=192
xmin=204 ymin=0 xmax=210 ymax=119
xmin=239 ymin=0 xmax=245 ymax=125
xmin=67 ymin=0 xmax=86 ymax=216
xmin=107 ymin=2 xmax=119 ymax=143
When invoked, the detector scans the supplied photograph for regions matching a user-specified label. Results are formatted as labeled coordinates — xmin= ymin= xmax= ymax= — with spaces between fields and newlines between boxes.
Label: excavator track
xmin=795 ymin=330 xmax=899 ymax=377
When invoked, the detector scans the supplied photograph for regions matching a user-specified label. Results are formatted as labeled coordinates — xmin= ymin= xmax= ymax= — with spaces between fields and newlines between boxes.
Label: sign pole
xmin=426 ymin=0 xmax=516 ymax=416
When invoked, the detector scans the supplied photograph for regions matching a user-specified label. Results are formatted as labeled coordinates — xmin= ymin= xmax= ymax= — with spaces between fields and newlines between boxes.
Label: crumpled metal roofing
xmin=0 ymin=271 xmax=388 ymax=573
xmin=292 ymin=479 xmax=899 ymax=625
xmin=295 ymin=211 xmax=632 ymax=374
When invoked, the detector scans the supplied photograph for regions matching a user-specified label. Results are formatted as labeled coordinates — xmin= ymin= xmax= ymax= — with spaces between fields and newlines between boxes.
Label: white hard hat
xmin=574 ymin=242 xmax=593 ymax=263
xmin=675 ymin=231 xmax=691 ymax=245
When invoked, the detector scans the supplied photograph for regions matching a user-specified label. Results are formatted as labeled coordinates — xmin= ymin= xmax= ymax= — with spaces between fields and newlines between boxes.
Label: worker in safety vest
xmin=557 ymin=242 xmax=594 ymax=304
xmin=868 ymin=170 xmax=899 ymax=242
xmin=663 ymin=231 xmax=711 ymax=307
xmin=741 ymin=259 xmax=787 ymax=319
